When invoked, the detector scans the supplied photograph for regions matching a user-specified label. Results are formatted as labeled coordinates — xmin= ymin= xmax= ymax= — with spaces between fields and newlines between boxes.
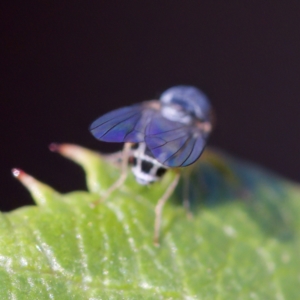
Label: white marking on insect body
xmin=161 ymin=105 xmax=193 ymax=124
xmin=130 ymin=143 xmax=168 ymax=185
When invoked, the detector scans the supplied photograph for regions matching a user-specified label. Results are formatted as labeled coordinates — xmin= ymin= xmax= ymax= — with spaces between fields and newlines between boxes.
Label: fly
xmin=90 ymin=85 xmax=214 ymax=245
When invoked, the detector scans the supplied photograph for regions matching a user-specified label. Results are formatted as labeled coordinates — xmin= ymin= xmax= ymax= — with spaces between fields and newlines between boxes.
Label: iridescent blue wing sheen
xmin=89 ymin=104 xmax=157 ymax=143
xmin=145 ymin=115 xmax=208 ymax=167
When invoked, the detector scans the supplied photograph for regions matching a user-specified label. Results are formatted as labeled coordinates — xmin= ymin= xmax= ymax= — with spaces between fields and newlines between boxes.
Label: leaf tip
xmin=49 ymin=143 xmax=88 ymax=162
xmin=11 ymin=168 xmax=23 ymax=178
xmin=49 ymin=143 xmax=108 ymax=194
xmin=12 ymin=168 xmax=59 ymax=206
xmin=12 ymin=168 xmax=34 ymax=185
xmin=48 ymin=142 xmax=60 ymax=152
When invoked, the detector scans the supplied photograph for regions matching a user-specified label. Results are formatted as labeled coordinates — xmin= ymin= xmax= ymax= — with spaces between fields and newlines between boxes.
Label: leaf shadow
xmin=172 ymin=150 xmax=296 ymax=242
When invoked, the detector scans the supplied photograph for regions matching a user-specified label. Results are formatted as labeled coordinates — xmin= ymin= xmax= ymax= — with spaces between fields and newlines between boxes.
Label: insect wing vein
xmin=90 ymin=105 xmax=149 ymax=143
xmin=145 ymin=115 xmax=207 ymax=167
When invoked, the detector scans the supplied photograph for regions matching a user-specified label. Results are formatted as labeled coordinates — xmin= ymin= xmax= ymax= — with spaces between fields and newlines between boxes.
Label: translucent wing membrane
xmin=89 ymin=94 xmax=211 ymax=168
xmin=145 ymin=116 xmax=208 ymax=167
xmin=90 ymin=105 xmax=154 ymax=143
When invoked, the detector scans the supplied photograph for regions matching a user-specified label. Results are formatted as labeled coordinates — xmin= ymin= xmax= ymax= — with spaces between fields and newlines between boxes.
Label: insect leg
xmin=103 ymin=142 xmax=131 ymax=199
xmin=182 ymin=171 xmax=193 ymax=219
xmin=153 ymin=171 xmax=180 ymax=246
xmin=92 ymin=143 xmax=131 ymax=206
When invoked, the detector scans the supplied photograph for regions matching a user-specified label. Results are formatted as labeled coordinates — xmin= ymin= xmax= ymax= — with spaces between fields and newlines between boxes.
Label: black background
xmin=1 ymin=2 xmax=300 ymax=211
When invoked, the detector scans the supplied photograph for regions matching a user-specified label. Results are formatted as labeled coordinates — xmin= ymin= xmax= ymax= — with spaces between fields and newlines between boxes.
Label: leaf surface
xmin=1 ymin=145 xmax=299 ymax=299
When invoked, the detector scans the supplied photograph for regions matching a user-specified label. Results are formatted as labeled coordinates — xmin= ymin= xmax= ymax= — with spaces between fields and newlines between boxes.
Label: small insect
xmin=90 ymin=85 xmax=214 ymax=245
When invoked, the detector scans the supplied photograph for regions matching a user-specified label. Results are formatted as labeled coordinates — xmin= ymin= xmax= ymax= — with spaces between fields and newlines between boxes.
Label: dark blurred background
xmin=1 ymin=2 xmax=300 ymax=211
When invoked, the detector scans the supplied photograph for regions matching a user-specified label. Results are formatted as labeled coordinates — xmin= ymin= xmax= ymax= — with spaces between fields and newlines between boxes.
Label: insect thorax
xmin=128 ymin=143 xmax=168 ymax=185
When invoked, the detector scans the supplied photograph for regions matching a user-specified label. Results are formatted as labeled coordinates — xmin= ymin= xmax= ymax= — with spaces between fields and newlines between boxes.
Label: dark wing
xmin=145 ymin=115 xmax=209 ymax=167
xmin=89 ymin=103 xmax=157 ymax=143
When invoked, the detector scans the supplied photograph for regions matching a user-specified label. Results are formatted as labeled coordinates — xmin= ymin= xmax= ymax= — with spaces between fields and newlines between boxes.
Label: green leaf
xmin=1 ymin=144 xmax=299 ymax=299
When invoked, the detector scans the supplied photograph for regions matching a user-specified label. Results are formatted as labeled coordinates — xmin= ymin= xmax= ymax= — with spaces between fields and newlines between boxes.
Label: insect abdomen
xmin=129 ymin=143 xmax=168 ymax=185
